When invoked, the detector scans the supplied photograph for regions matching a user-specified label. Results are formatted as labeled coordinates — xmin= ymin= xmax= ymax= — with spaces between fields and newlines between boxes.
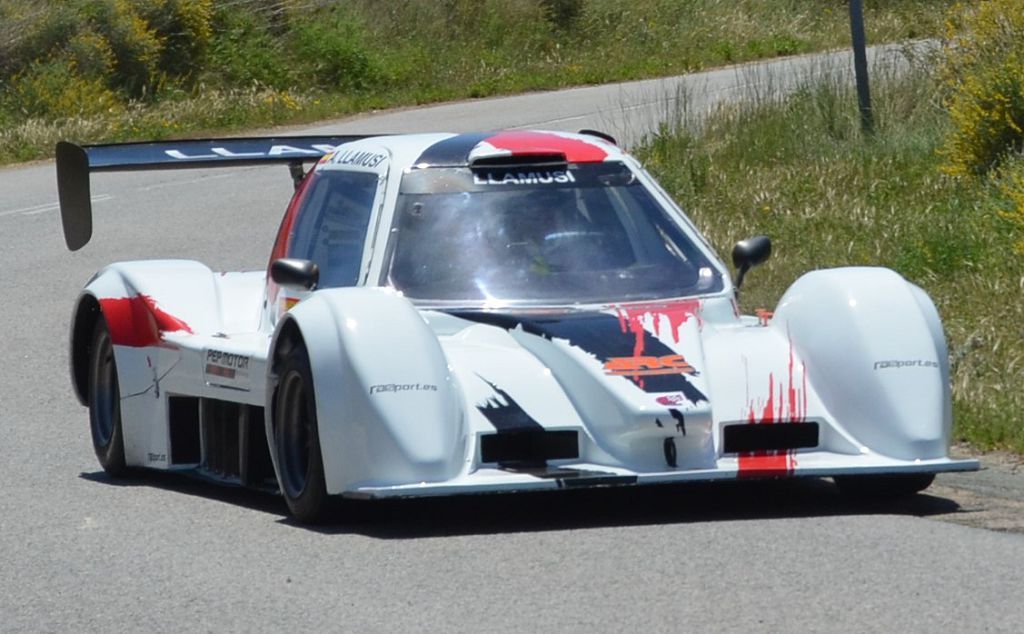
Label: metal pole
xmin=849 ymin=0 xmax=873 ymax=134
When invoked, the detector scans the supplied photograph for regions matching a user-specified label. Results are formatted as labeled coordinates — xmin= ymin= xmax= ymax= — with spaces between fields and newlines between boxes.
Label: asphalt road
xmin=1 ymin=44 xmax=1022 ymax=632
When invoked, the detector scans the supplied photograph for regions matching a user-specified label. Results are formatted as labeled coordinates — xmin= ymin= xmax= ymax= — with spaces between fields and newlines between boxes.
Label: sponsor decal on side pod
xmin=604 ymin=354 xmax=696 ymax=378
xmin=873 ymin=359 xmax=939 ymax=370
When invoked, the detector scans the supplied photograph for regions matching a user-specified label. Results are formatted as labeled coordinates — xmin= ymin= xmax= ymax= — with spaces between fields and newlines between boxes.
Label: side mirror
xmin=271 ymin=258 xmax=319 ymax=291
xmin=731 ymin=236 xmax=772 ymax=290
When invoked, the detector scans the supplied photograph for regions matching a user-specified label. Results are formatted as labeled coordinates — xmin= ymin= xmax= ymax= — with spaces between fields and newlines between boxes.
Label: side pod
xmin=69 ymin=260 xmax=233 ymax=405
xmin=771 ymin=267 xmax=952 ymax=460
xmin=268 ymin=288 xmax=466 ymax=494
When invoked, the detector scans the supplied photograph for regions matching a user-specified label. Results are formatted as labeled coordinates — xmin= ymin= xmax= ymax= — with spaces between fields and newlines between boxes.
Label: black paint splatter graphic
xmin=454 ymin=310 xmax=709 ymax=402
xmin=476 ymin=376 xmax=545 ymax=432
xmin=670 ymin=409 xmax=686 ymax=436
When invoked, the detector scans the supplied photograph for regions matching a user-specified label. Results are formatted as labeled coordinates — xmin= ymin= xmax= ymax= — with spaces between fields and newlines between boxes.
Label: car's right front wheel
xmin=274 ymin=344 xmax=329 ymax=524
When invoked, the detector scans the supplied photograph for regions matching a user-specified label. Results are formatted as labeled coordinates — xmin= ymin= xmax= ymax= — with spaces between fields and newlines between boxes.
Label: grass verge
xmin=635 ymin=54 xmax=1024 ymax=453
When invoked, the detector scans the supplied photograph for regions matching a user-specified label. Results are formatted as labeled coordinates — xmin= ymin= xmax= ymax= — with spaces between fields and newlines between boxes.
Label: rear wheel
xmin=274 ymin=344 xmax=328 ymax=523
xmin=88 ymin=318 xmax=128 ymax=476
xmin=834 ymin=473 xmax=935 ymax=499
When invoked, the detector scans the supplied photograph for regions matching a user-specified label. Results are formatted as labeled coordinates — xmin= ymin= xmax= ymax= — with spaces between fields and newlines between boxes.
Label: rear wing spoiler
xmin=55 ymin=135 xmax=372 ymax=251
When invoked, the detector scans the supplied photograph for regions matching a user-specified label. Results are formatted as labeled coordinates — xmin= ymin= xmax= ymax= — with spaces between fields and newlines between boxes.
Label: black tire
xmin=834 ymin=473 xmax=935 ymax=499
xmin=274 ymin=344 xmax=329 ymax=523
xmin=88 ymin=318 xmax=128 ymax=476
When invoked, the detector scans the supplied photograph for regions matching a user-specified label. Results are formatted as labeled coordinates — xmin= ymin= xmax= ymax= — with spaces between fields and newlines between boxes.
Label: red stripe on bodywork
xmin=267 ymin=169 xmax=317 ymax=307
xmin=99 ymin=295 xmax=193 ymax=347
xmin=270 ymin=169 xmax=316 ymax=264
xmin=737 ymin=452 xmax=795 ymax=478
xmin=738 ymin=334 xmax=807 ymax=478
xmin=483 ymin=131 xmax=608 ymax=163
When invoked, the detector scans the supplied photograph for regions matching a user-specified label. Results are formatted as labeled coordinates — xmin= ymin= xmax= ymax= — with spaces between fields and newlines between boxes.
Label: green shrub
xmin=66 ymin=30 xmax=117 ymax=78
xmin=87 ymin=0 xmax=165 ymax=98
xmin=136 ymin=0 xmax=214 ymax=80
xmin=995 ymin=157 xmax=1024 ymax=254
xmin=540 ymin=0 xmax=583 ymax=29
xmin=939 ymin=0 xmax=1024 ymax=176
xmin=7 ymin=57 xmax=121 ymax=118
xmin=0 ymin=7 xmax=87 ymax=78
xmin=290 ymin=11 xmax=378 ymax=90
xmin=207 ymin=8 xmax=292 ymax=88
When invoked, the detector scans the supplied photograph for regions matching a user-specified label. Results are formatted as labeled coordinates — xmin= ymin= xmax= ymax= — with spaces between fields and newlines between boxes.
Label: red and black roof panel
xmin=415 ymin=131 xmax=611 ymax=167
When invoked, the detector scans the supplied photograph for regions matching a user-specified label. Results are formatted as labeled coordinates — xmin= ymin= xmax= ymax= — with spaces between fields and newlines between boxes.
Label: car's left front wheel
xmin=88 ymin=318 xmax=128 ymax=476
xmin=274 ymin=344 xmax=329 ymax=524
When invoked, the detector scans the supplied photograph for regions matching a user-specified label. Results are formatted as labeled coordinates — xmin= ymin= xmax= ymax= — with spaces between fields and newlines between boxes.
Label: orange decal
xmin=604 ymin=354 xmax=696 ymax=377
xmin=755 ymin=308 xmax=773 ymax=326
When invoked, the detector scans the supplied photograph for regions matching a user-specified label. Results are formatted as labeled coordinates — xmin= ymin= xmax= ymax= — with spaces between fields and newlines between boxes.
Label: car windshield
xmin=384 ymin=162 xmax=723 ymax=307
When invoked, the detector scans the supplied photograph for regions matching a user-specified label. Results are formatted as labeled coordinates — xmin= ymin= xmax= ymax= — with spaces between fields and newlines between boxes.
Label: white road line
xmin=19 ymin=204 xmax=60 ymax=216
xmin=512 ymin=113 xmax=590 ymax=127
xmin=133 ymin=170 xmax=238 ymax=192
xmin=0 ymin=194 xmax=113 ymax=219
xmin=0 ymin=201 xmax=58 ymax=217
xmin=1 ymin=167 xmax=244 ymax=222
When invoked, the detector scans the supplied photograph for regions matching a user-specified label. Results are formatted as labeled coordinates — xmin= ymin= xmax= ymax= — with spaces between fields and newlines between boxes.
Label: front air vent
xmin=723 ymin=422 xmax=819 ymax=453
xmin=202 ymin=399 xmax=241 ymax=478
xmin=169 ymin=396 xmax=201 ymax=464
xmin=470 ymin=154 xmax=567 ymax=167
xmin=480 ymin=430 xmax=579 ymax=466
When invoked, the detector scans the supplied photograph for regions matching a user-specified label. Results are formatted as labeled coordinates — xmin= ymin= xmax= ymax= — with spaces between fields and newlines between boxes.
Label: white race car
xmin=58 ymin=131 xmax=978 ymax=523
